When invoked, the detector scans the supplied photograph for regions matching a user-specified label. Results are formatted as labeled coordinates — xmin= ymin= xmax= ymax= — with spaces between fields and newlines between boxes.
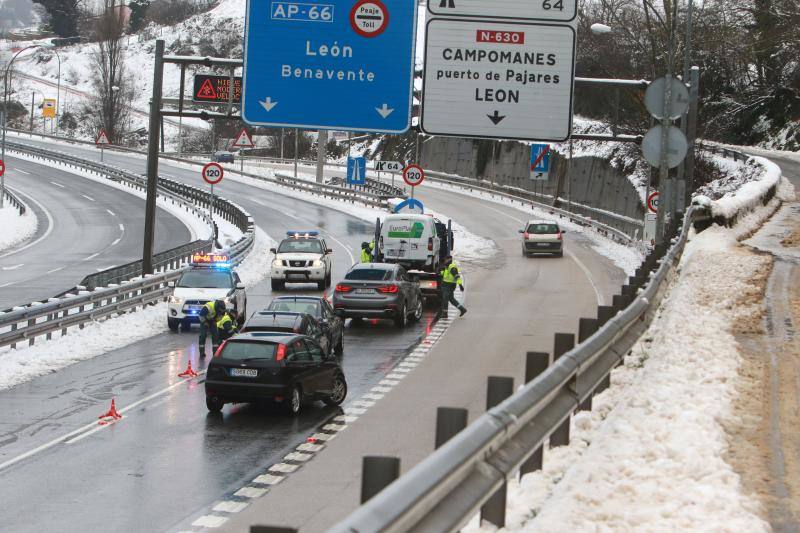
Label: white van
xmin=378 ymin=214 xmax=441 ymax=272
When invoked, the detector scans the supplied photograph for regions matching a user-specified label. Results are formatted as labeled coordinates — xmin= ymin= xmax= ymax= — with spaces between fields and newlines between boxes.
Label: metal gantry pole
xmin=294 ymin=128 xmax=299 ymax=178
xmin=142 ymin=39 xmax=165 ymax=275
xmin=316 ymin=129 xmax=328 ymax=184
xmin=655 ymin=1 xmax=679 ymax=244
xmin=54 ymin=50 xmax=61 ymax=135
xmin=684 ymin=66 xmax=700 ymax=204
xmin=177 ymin=64 xmax=186 ymax=156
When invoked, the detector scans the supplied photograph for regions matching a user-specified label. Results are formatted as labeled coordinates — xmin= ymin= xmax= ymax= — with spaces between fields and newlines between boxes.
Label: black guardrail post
xmin=360 ymin=456 xmax=401 ymax=504
xmin=597 ymin=305 xmax=615 ymax=326
xmin=577 ymin=318 xmax=599 ymax=411
xmin=520 ymin=352 xmax=550 ymax=478
xmin=250 ymin=527 xmax=297 ymax=533
xmin=550 ymin=333 xmax=575 ymax=447
xmin=480 ymin=376 xmax=515 ymax=528
xmin=435 ymin=407 xmax=468 ymax=449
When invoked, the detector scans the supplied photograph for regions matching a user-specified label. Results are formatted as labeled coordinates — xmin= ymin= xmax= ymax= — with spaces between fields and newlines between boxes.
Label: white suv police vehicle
xmin=167 ymin=253 xmax=247 ymax=332
xmin=270 ymin=231 xmax=332 ymax=291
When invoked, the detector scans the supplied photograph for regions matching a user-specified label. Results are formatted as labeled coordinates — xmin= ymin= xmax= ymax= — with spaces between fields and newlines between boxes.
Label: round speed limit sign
xmin=403 ymin=164 xmax=425 ymax=187
xmin=202 ymin=162 xmax=224 ymax=185
xmin=647 ymin=191 xmax=660 ymax=214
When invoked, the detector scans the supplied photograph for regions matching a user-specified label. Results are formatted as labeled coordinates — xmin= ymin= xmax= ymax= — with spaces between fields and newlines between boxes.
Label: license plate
xmin=230 ymin=368 xmax=258 ymax=378
xmin=537 ymin=242 xmax=551 ymax=247
xmin=421 ymin=281 xmax=436 ymax=289
xmin=388 ymin=249 xmax=405 ymax=257
xmin=186 ymin=305 xmax=202 ymax=310
xmin=288 ymin=273 xmax=307 ymax=280
xmin=355 ymin=288 xmax=375 ymax=294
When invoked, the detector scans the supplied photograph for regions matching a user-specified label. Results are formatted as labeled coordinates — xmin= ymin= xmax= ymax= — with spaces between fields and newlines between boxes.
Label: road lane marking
xmin=0 ymin=187 xmax=55 ymax=259
xmin=46 ymin=267 xmax=64 ymax=274
xmin=50 ymin=181 xmax=65 ymax=188
xmin=212 ymin=501 xmax=248 ymax=513
xmin=119 ymin=223 xmax=124 ymax=232
xmin=83 ymin=253 xmax=100 ymax=261
xmin=268 ymin=463 xmax=299 ymax=474
xmin=0 ymin=282 xmax=15 ymax=288
xmin=81 ymin=194 xmax=95 ymax=202
xmin=565 ymin=249 xmax=604 ymax=306
xmin=2 ymin=264 xmax=23 ymax=270
xmin=191 ymin=515 xmax=228 ymax=528
xmin=321 ymin=231 xmax=355 ymax=266
xmin=111 ymin=238 xmax=121 ymax=246
xmin=106 ymin=209 xmax=116 ymax=216
xmin=16 ymin=169 xmax=30 ymax=175
xmin=253 ymin=474 xmax=284 ymax=485
xmin=234 ymin=486 xmax=268 ymax=498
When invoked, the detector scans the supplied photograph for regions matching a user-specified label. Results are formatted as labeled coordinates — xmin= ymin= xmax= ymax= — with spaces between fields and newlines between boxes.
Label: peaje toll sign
xmin=421 ymin=18 xmax=576 ymax=142
xmin=350 ymin=0 xmax=389 ymax=37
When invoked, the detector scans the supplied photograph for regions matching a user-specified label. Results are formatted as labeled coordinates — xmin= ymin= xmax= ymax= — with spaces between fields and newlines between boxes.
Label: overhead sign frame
xmin=240 ymin=0 xmax=418 ymax=133
xmin=428 ymin=0 xmax=578 ymax=23
xmin=420 ymin=18 xmax=576 ymax=142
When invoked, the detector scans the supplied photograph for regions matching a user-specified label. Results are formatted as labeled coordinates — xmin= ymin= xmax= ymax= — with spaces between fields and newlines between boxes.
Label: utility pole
xmin=142 ymin=39 xmax=165 ymax=275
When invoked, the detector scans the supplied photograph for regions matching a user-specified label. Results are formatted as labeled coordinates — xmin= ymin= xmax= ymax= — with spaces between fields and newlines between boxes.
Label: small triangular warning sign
xmin=232 ymin=128 xmax=254 ymax=148
xmin=196 ymin=78 xmax=217 ymax=100
xmin=96 ymin=129 xmax=110 ymax=145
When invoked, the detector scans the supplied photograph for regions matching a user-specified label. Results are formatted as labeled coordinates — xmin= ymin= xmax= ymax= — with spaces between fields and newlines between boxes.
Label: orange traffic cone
xmin=178 ymin=360 xmax=199 ymax=378
xmin=98 ymin=398 xmax=122 ymax=424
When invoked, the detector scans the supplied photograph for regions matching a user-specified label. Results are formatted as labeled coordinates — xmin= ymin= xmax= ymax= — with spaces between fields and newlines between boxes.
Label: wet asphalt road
xmin=0 ymin=153 xmax=190 ymax=309
xmin=0 ymin=138 xmax=438 ymax=532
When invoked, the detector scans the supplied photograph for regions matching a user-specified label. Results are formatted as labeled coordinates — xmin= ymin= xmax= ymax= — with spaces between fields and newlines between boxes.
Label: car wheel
xmin=555 ymin=250 xmax=563 ymax=257
xmin=283 ymin=386 xmax=302 ymax=416
xmin=168 ymin=318 xmax=180 ymax=332
xmin=206 ymin=396 xmax=224 ymax=413
xmin=410 ymin=296 xmax=423 ymax=322
xmin=394 ymin=303 xmax=407 ymax=327
xmin=334 ymin=335 xmax=344 ymax=356
xmin=271 ymin=279 xmax=285 ymax=291
xmin=323 ymin=374 xmax=348 ymax=406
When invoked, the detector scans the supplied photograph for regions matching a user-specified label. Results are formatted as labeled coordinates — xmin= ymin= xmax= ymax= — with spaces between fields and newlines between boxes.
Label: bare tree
xmin=84 ymin=0 xmax=133 ymax=143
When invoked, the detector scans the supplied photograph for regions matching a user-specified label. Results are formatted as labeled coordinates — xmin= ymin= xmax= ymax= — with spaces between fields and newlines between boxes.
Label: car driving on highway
xmin=519 ymin=220 xmax=566 ymax=257
xmin=167 ymin=254 xmax=247 ymax=332
xmin=265 ymin=296 xmax=344 ymax=356
xmin=270 ymin=231 xmax=333 ymax=291
xmin=205 ymin=332 xmax=347 ymax=415
xmin=333 ymin=263 xmax=423 ymax=327
xmin=240 ymin=310 xmax=332 ymax=355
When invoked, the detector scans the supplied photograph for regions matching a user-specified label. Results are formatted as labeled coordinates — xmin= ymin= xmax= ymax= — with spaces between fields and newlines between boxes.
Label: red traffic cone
xmin=98 ymin=398 xmax=122 ymax=422
xmin=178 ymin=360 xmax=199 ymax=378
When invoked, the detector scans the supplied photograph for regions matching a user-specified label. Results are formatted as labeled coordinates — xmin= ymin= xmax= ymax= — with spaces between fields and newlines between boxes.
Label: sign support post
xmin=142 ymin=39 xmax=165 ymax=275
xmin=202 ymin=162 xmax=225 ymax=219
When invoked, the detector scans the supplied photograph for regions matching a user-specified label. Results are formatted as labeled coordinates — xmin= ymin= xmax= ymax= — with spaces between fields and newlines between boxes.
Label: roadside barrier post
xmin=597 ymin=305 xmax=615 ymax=326
xmin=435 ymin=407 xmax=468 ymax=449
xmin=361 ymin=456 xmax=400 ymax=504
xmin=480 ymin=376 xmax=515 ymax=528
xmin=550 ymin=334 xmax=575 ymax=447
xmin=520 ymin=352 xmax=551 ymax=477
xmin=577 ymin=319 xmax=599 ymax=411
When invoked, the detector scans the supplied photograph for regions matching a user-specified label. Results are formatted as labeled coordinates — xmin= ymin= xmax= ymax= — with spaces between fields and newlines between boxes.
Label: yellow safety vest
xmin=440 ymin=262 xmax=462 ymax=286
xmin=203 ymin=301 xmax=218 ymax=321
xmin=360 ymin=248 xmax=372 ymax=263
xmin=217 ymin=313 xmax=236 ymax=332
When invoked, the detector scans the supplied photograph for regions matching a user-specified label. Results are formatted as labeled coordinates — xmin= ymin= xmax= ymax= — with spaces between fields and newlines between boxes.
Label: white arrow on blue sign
xmin=394 ymin=198 xmax=424 ymax=213
xmin=241 ymin=0 xmax=418 ymax=133
xmin=347 ymin=156 xmax=367 ymax=185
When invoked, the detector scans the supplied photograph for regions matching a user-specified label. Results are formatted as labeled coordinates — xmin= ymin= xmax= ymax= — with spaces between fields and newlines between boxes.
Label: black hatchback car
xmin=241 ymin=311 xmax=332 ymax=355
xmin=266 ymin=296 xmax=344 ymax=356
xmin=205 ymin=333 xmax=347 ymax=415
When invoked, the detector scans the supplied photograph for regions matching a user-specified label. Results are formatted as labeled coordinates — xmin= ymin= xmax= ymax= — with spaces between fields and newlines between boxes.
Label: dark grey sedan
xmin=333 ymin=263 xmax=423 ymax=327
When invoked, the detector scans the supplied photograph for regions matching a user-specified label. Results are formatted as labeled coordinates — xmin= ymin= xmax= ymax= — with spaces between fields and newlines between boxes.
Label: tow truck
xmin=167 ymin=253 xmax=247 ymax=332
xmin=371 ymin=215 xmax=454 ymax=303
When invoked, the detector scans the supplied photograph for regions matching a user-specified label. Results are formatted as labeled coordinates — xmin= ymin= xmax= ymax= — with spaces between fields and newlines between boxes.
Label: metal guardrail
xmin=2 ymin=187 xmax=26 ymax=215
xmin=697 ymin=141 xmax=748 ymax=162
xmin=328 ymin=212 xmax=691 ymax=533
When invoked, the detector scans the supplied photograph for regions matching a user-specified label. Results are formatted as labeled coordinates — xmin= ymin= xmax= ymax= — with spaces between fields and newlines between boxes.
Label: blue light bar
xmin=286 ymin=230 xmax=319 ymax=238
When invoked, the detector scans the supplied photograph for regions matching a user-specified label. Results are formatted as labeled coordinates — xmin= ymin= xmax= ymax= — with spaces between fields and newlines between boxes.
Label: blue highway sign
xmin=242 ymin=0 xmax=418 ymax=133
xmin=347 ymin=156 xmax=367 ymax=185
xmin=531 ymin=144 xmax=551 ymax=173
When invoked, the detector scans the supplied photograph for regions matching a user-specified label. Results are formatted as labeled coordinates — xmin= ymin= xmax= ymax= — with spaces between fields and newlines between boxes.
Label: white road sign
xmin=428 ymin=0 xmax=577 ymax=23
xmin=375 ymin=161 xmax=404 ymax=172
xmin=421 ymin=19 xmax=576 ymax=142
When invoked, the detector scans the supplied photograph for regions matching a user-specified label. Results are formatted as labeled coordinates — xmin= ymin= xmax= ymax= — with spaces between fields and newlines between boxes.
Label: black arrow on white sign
xmin=487 ymin=110 xmax=506 ymax=125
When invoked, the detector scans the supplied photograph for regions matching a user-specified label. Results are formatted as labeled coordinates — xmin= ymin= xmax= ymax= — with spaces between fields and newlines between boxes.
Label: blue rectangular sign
xmin=530 ymin=144 xmax=551 ymax=173
xmin=347 ymin=156 xmax=366 ymax=184
xmin=242 ymin=0 xmax=418 ymax=133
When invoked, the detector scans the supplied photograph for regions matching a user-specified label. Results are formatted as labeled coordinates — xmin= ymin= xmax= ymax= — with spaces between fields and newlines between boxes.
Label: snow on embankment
xmin=0 ymin=202 xmax=37 ymax=253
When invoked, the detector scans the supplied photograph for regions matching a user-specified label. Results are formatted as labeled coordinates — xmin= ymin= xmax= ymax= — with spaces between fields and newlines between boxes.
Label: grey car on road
xmin=333 ymin=263 xmax=423 ymax=327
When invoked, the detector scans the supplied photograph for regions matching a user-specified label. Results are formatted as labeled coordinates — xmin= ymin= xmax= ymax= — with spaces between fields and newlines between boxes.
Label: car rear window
xmin=219 ymin=341 xmax=278 ymax=360
xmin=345 ymin=268 xmax=392 ymax=281
xmin=267 ymin=301 xmax=321 ymax=316
xmin=527 ymin=223 xmax=560 ymax=234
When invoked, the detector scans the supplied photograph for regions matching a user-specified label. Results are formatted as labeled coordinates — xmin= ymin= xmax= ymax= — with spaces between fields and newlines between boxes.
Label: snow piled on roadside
xmin=0 ymin=203 xmax=37 ymax=253
xmin=466 ymin=225 xmax=770 ymax=533
xmin=0 ymin=227 xmax=273 ymax=391
xmin=710 ymin=156 xmax=782 ymax=220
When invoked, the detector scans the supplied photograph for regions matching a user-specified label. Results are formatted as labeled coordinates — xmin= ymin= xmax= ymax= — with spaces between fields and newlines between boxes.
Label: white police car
xmin=167 ymin=253 xmax=247 ymax=332
xmin=270 ymin=231 xmax=333 ymax=291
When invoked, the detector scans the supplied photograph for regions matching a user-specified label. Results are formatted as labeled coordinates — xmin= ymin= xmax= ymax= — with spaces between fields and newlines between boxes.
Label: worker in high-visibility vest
xmin=360 ymin=241 xmax=373 ymax=263
xmin=439 ymin=254 xmax=466 ymax=319
xmin=216 ymin=309 xmax=239 ymax=342
xmin=198 ymin=299 xmax=226 ymax=355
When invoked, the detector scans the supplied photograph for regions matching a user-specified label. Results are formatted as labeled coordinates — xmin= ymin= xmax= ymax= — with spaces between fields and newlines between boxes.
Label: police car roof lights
xmin=190 ymin=253 xmax=231 ymax=269
xmin=286 ymin=230 xmax=319 ymax=238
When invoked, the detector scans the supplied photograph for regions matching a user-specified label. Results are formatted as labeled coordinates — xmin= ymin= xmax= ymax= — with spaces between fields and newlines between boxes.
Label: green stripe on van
xmin=387 ymin=222 xmax=424 ymax=239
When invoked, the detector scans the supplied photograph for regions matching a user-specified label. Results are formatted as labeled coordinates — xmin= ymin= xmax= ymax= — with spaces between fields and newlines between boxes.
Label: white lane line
xmin=269 ymin=463 xmax=299 ymax=473
xmin=478 ymin=203 xmax=526 ymax=225
xmin=212 ymin=501 xmax=248 ymax=514
xmin=234 ymin=486 xmax=268 ymax=499
xmin=0 ymin=281 xmax=15 ymax=288
xmin=46 ymin=267 xmax=64 ymax=274
xmin=284 ymin=452 xmax=313 ymax=462
xmin=565 ymin=249 xmax=604 ymax=306
xmin=322 ymin=423 xmax=347 ymax=431
xmin=81 ymin=194 xmax=95 ymax=202
xmin=106 ymin=209 xmax=116 ymax=216
xmin=118 ymin=223 xmax=124 ymax=232
xmin=2 ymin=264 xmax=24 ymax=270
xmin=111 ymin=238 xmax=121 ymax=246
xmin=321 ymin=230 xmax=355 ymax=266
xmin=0 ymin=187 xmax=55 ymax=259
xmin=83 ymin=252 xmax=100 ymax=261
xmin=297 ymin=442 xmax=325 ymax=452
xmin=50 ymin=181 xmax=65 ymax=188
xmin=253 ymin=474 xmax=284 ymax=485
xmin=251 ymin=199 xmax=300 ymax=220
xmin=16 ymin=169 xmax=30 ymax=175
xmin=191 ymin=515 xmax=228 ymax=528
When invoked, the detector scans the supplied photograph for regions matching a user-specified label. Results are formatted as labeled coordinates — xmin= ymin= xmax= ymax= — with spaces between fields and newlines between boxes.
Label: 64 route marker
xmin=428 ymin=0 xmax=577 ymax=23
xmin=421 ymin=19 xmax=576 ymax=142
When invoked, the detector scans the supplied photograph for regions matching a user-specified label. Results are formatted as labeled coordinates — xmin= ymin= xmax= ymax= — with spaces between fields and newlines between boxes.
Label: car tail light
xmin=275 ymin=343 xmax=287 ymax=361
xmin=429 ymin=280 xmax=438 ymax=289
xmin=335 ymin=284 xmax=352 ymax=293
xmin=377 ymin=284 xmax=399 ymax=294
xmin=523 ymin=232 xmax=530 ymax=239
xmin=557 ymin=232 xmax=563 ymax=241
xmin=213 ymin=340 xmax=228 ymax=358
xmin=428 ymin=237 xmax=434 ymax=251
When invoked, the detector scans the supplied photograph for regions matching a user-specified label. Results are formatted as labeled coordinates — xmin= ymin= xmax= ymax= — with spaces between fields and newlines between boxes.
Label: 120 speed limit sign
xmin=202 ymin=162 xmax=224 ymax=185
xmin=403 ymin=164 xmax=425 ymax=187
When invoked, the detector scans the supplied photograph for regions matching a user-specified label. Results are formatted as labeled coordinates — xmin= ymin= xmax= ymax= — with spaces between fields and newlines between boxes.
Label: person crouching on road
xmin=439 ymin=254 xmax=467 ymax=319
xmin=217 ymin=309 xmax=239 ymax=342
xmin=360 ymin=241 xmax=372 ymax=263
xmin=199 ymin=299 xmax=226 ymax=356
